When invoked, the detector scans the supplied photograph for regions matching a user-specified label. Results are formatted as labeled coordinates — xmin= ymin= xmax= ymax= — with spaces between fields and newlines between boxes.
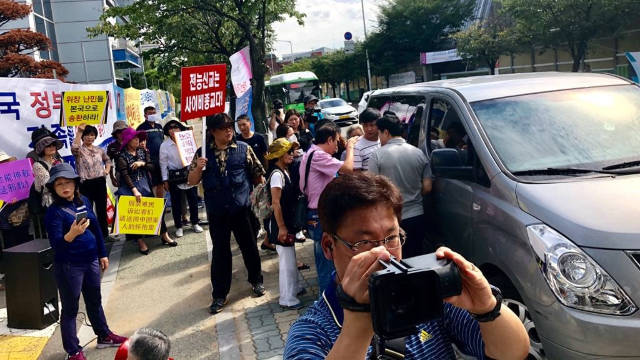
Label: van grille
xmin=629 ymin=252 xmax=640 ymax=270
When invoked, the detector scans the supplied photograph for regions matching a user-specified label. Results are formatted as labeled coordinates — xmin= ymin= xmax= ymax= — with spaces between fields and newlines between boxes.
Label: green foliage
xmin=89 ymin=0 xmax=304 ymax=132
xmin=452 ymin=6 xmax=517 ymax=74
xmin=500 ymin=0 xmax=640 ymax=71
xmin=366 ymin=0 xmax=476 ymax=76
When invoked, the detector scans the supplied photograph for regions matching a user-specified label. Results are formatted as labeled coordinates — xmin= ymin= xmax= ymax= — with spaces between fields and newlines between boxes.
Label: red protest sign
xmin=180 ymin=64 xmax=227 ymax=122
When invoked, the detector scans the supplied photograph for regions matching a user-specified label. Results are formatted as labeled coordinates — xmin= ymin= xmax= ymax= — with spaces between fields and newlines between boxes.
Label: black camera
xmin=369 ymin=253 xmax=462 ymax=339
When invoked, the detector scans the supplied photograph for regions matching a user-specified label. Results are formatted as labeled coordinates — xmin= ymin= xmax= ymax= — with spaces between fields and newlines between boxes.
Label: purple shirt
xmin=299 ymin=144 xmax=343 ymax=209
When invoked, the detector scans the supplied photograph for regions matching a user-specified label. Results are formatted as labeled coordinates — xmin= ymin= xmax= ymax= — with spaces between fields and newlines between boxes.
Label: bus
xmin=265 ymin=71 xmax=322 ymax=112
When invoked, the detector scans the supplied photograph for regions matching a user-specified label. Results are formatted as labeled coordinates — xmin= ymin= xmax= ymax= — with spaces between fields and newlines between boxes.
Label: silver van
xmin=367 ymin=73 xmax=640 ymax=359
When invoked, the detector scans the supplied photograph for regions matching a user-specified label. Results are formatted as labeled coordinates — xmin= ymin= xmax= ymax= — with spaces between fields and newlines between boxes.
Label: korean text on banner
xmin=180 ymin=64 xmax=226 ymax=122
xmin=175 ymin=130 xmax=198 ymax=167
xmin=62 ymin=90 xmax=108 ymax=126
xmin=0 ymin=158 xmax=35 ymax=202
xmin=114 ymin=195 xmax=165 ymax=235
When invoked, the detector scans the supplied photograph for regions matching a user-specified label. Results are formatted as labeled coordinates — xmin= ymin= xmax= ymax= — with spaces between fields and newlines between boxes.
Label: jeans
xmin=208 ymin=206 xmax=263 ymax=299
xmin=168 ymin=183 xmax=199 ymax=228
xmin=307 ymin=209 xmax=335 ymax=294
xmin=54 ymin=259 xmax=110 ymax=355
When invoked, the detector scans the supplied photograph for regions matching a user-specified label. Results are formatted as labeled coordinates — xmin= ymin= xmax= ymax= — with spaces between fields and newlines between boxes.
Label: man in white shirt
xmin=353 ymin=108 xmax=381 ymax=171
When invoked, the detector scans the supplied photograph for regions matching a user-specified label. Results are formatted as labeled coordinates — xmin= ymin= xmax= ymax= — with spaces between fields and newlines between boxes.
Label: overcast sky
xmin=271 ymin=0 xmax=385 ymax=57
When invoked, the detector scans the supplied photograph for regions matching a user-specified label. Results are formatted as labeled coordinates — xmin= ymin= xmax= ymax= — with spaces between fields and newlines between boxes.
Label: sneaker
xmin=175 ymin=228 xmax=184 ymax=237
xmin=209 ymin=297 xmax=229 ymax=314
xmin=280 ymin=302 xmax=304 ymax=311
xmin=68 ymin=351 xmax=87 ymax=360
xmin=257 ymin=228 xmax=266 ymax=239
xmin=97 ymin=332 xmax=127 ymax=349
xmin=193 ymin=224 xmax=204 ymax=233
xmin=251 ymin=282 xmax=266 ymax=297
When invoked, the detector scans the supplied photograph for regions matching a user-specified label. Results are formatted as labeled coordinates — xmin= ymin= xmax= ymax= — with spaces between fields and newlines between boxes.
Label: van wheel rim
xmin=503 ymin=298 xmax=546 ymax=360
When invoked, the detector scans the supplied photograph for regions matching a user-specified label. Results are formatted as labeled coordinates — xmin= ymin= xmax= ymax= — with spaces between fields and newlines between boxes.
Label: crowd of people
xmin=0 ymin=96 xmax=531 ymax=359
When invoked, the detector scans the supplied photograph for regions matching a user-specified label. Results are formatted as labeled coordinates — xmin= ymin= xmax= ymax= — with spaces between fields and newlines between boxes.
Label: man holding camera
xmin=284 ymin=172 xmax=529 ymax=360
xmin=303 ymin=95 xmax=321 ymax=136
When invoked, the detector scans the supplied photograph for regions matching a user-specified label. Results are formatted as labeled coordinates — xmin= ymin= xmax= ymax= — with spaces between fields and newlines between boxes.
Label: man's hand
xmin=100 ymin=257 xmax=109 ymax=271
xmin=340 ymin=246 xmax=391 ymax=304
xmin=436 ymin=247 xmax=496 ymax=314
xmin=346 ymin=136 xmax=360 ymax=151
xmin=196 ymin=157 xmax=208 ymax=170
xmin=277 ymin=227 xmax=289 ymax=243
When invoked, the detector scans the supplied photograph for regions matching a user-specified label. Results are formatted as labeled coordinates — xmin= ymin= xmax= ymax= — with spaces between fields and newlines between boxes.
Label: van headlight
xmin=527 ymin=224 xmax=636 ymax=315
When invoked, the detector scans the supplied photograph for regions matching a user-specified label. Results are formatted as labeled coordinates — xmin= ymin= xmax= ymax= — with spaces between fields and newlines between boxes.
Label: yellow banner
xmin=114 ymin=195 xmax=165 ymax=235
xmin=124 ymin=88 xmax=144 ymax=129
xmin=62 ymin=90 xmax=108 ymax=126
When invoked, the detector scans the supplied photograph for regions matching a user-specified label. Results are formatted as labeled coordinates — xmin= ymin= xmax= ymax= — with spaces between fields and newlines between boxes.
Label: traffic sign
xmin=344 ymin=32 xmax=352 ymax=40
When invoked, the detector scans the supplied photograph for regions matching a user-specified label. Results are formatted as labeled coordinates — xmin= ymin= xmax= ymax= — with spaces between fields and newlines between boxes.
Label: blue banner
xmin=235 ymin=86 xmax=254 ymax=131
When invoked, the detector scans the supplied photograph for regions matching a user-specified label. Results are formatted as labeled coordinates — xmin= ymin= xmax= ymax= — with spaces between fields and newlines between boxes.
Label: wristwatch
xmin=470 ymin=285 xmax=503 ymax=322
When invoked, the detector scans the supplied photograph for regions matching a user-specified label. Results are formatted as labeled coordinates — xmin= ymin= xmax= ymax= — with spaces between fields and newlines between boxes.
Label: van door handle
xmin=472 ymin=203 xmax=481 ymax=211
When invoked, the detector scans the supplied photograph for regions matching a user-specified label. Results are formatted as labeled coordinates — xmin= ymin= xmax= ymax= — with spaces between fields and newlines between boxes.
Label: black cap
xmin=163 ymin=119 xmax=187 ymax=136
xmin=303 ymin=95 xmax=318 ymax=105
xmin=273 ymin=99 xmax=283 ymax=109
xmin=206 ymin=113 xmax=234 ymax=130
xmin=31 ymin=125 xmax=54 ymax=144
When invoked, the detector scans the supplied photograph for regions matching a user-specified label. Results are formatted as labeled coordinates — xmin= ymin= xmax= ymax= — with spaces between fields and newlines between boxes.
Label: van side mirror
xmin=431 ymin=148 xmax=473 ymax=181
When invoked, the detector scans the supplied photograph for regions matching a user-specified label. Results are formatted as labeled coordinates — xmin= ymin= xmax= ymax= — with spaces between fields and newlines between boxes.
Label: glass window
xmin=32 ymin=0 xmax=43 ymax=16
xmin=471 ymin=85 xmax=640 ymax=173
xmin=369 ymin=95 xmax=426 ymax=142
xmin=43 ymin=0 xmax=53 ymax=21
xmin=319 ymin=99 xmax=347 ymax=108
xmin=426 ymin=99 xmax=466 ymax=153
xmin=286 ymin=81 xmax=321 ymax=105
xmin=45 ymin=21 xmax=58 ymax=61
xmin=34 ymin=17 xmax=49 ymax=60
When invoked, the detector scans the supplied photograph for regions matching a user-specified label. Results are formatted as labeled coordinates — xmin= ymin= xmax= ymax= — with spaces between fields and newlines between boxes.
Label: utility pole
xmin=361 ymin=0 xmax=372 ymax=91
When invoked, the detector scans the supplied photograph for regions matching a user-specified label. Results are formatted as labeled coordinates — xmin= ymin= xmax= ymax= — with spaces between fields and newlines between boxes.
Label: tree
xmin=501 ymin=0 xmax=640 ymax=72
xmin=0 ymin=0 xmax=68 ymax=78
xmin=452 ymin=6 xmax=517 ymax=75
xmin=90 ymin=0 xmax=303 ymax=133
xmin=365 ymin=0 xmax=476 ymax=78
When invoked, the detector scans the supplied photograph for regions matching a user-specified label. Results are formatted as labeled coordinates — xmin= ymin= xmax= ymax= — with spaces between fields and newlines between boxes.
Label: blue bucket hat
xmin=46 ymin=163 xmax=80 ymax=190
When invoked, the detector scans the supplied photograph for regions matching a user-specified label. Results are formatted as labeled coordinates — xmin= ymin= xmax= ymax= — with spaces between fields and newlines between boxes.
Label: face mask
xmin=147 ymin=113 xmax=161 ymax=122
xmin=287 ymin=135 xmax=298 ymax=144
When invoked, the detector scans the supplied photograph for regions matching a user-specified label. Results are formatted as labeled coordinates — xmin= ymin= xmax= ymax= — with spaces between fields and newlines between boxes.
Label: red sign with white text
xmin=180 ymin=64 xmax=226 ymax=121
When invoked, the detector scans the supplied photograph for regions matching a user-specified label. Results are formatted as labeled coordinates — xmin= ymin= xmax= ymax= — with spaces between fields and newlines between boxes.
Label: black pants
xmin=209 ymin=206 xmax=263 ymax=299
xmin=401 ymin=214 xmax=432 ymax=259
xmin=168 ymin=183 xmax=199 ymax=228
xmin=80 ymin=177 xmax=108 ymax=238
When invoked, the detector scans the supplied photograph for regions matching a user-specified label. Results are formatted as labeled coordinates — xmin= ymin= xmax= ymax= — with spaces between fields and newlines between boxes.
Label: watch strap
xmin=336 ymin=284 xmax=371 ymax=312
xmin=470 ymin=285 xmax=503 ymax=322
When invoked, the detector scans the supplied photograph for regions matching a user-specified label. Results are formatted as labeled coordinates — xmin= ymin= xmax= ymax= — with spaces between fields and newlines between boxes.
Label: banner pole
xmin=202 ymin=117 xmax=207 ymax=170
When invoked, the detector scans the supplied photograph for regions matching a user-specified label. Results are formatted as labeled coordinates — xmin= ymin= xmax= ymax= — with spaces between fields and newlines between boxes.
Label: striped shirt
xmin=353 ymin=137 xmax=380 ymax=170
xmin=284 ymin=276 xmax=486 ymax=360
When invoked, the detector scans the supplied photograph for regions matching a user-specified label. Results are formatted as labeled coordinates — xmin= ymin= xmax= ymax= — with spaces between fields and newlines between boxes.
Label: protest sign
xmin=114 ymin=195 xmax=165 ymax=235
xmin=62 ymin=90 xmax=109 ymax=126
xmin=0 ymin=78 xmax=117 ymax=163
xmin=0 ymin=159 xmax=34 ymax=202
xmin=180 ymin=64 xmax=226 ymax=122
xmin=124 ymin=88 xmax=144 ymax=129
xmin=174 ymin=130 xmax=198 ymax=167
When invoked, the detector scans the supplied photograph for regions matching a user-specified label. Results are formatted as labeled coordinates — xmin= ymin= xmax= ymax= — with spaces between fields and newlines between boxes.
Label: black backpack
xmin=27 ymin=161 xmax=49 ymax=216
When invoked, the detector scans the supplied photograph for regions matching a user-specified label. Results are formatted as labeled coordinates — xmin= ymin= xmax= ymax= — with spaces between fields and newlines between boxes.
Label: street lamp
xmin=277 ymin=40 xmax=295 ymax=64
xmin=361 ymin=0 xmax=372 ymax=91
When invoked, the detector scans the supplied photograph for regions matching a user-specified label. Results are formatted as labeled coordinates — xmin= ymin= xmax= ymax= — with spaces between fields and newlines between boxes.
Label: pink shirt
xmin=299 ymin=144 xmax=343 ymax=209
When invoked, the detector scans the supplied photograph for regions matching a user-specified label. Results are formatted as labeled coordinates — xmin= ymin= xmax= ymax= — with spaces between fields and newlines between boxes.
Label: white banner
xmin=230 ymin=46 xmax=252 ymax=97
xmin=0 ymin=78 xmax=117 ymax=164
xmin=420 ymin=49 xmax=462 ymax=65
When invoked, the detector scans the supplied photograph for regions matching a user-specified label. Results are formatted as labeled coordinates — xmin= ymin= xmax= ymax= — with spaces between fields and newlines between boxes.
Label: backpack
xmin=27 ymin=161 xmax=48 ymax=216
xmin=250 ymin=170 xmax=280 ymax=221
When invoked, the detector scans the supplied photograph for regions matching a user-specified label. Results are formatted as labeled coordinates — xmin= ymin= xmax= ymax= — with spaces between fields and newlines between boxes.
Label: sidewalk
xmin=37 ymin=209 xmax=318 ymax=360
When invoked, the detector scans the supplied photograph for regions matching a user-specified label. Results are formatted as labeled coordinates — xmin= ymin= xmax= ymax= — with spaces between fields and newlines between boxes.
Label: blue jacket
xmin=202 ymin=141 xmax=251 ymax=216
xmin=45 ymin=196 xmax=107 ymax=263
xmin=136 ymin=121 xmax=164 ymax=161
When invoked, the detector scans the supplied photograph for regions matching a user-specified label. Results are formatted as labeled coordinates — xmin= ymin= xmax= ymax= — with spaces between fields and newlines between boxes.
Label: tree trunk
xmin=571 ymin=41 xmax=588 ymax=72
xmin=245 ymin=29 xmax=267 ymax=134
xmin=345 ymin=81 xmax=351 ymax=101
xmin=331 ymin=83 xmax=337 ymax=97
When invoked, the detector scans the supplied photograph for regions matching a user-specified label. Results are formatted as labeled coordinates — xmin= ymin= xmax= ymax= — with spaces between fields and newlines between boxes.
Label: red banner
xmin=180 ymin=64 xmax=227 ymax=121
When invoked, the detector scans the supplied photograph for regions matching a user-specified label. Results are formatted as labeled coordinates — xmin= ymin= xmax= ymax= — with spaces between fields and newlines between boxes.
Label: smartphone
xmin=75 ymin=211 xmax=88 ymax=223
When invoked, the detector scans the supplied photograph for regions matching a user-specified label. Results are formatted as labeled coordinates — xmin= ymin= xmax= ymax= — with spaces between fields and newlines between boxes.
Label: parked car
xmin=358 ymin=90 xmax=374 ymax=114
xmin=367 ymin=72 xmax=640 ymax=360
xmin=318 ymin=98 xmax=358 ymax=127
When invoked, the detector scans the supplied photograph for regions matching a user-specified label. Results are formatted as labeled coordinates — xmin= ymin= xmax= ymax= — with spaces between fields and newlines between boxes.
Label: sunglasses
xmin=168 ymin=125 xmax=181 ymax=130
xmin=287 ymin=149 xmax=295 ymax=155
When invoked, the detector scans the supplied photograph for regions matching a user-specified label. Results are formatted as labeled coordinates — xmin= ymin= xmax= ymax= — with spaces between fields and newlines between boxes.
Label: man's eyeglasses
xmin=331 ymin=230 xmax=406 ymax=253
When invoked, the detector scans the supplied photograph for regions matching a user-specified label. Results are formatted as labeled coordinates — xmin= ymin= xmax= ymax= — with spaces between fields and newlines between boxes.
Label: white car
xmin=318 ymin=98 xmax=358 ymax=127
xmin=358 ymin=90 xmax=374 ymax=114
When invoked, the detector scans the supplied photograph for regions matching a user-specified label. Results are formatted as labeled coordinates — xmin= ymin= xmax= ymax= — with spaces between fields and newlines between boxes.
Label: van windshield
xmin=471 ymin=85 xmax=640 ymax=173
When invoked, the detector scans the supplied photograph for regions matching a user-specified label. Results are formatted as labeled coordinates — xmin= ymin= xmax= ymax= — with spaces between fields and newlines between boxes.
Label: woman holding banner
xmin=116 ymin=128 xmax=176 ymax=255
xmin=159 ymin=120 xmax=203 ymax=238
xmin=72 ymin=124 xmax=112 ymax=239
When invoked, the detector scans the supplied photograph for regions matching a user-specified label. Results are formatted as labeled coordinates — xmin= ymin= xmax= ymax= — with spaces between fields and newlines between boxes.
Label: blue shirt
xmin=45 ymin=196 xmax=107 ymax=263
xmin=284 ymin=275 xmax=486 ymax=360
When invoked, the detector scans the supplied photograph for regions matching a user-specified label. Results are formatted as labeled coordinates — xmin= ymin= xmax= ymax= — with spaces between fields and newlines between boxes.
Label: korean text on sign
xmin=114 ymin=196 xmax=165 ymax=235
xmin=181 ymin=64 xmax=227 ymax=121
xmin=174 ymin=130 xmax=198 ymax=167
xmin=62 ymin=90 xmax=109 ymax=126
xmin=0 ymin=159 xmax=35 ymax=202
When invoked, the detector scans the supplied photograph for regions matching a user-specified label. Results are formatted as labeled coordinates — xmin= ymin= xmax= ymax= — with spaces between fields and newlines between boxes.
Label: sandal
xmin=260 ymin=243 xmax=276 ymax=252
xmin=297 ymin=263 xmax=310 ymax=271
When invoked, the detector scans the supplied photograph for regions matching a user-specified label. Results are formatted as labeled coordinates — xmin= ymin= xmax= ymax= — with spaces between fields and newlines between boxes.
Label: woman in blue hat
xmin=45 ymin=163 xmax=126 ymax=360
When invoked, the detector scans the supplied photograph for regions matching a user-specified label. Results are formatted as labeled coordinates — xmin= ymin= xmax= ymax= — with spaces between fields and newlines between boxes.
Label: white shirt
xmin=159 ymin=139 xmax=194 ymax=189
xmin=270 ymin=169 xmax=289 ymax=189
xmin=353 ymin=137 xmax=380 ymax=170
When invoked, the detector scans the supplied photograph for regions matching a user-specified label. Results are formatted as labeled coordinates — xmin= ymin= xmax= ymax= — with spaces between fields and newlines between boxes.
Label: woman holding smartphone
xmin=45 ymin=163 xmax=126 ymax=360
